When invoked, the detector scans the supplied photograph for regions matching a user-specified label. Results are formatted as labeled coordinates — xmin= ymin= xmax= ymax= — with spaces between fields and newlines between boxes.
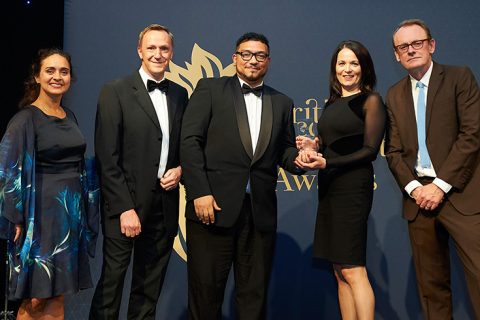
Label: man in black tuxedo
xmin=90 ymin=24 xmax=188 ymax=319
xmin=180 ymin=32 xmax=301 ymax=320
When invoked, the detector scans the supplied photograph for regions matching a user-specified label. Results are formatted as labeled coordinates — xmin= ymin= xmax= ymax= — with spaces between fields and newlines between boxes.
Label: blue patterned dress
xmin=0 ymin=105 xmax=99 ymax=299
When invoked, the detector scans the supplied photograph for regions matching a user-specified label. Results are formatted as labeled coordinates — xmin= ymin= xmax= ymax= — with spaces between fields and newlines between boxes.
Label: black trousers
xmin=89 ymin=187 xmax=174 ymax=320
xmin=186 ymin=194 xmax=276 ymax=320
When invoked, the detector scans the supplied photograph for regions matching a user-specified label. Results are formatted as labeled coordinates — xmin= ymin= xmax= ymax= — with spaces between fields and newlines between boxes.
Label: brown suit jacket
xmin=385 ymin=62 xmax=480 ymax=220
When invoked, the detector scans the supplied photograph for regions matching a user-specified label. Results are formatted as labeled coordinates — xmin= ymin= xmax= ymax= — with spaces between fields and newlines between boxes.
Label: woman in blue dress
xmin=0 ymin=48 xmax=98 ymax=319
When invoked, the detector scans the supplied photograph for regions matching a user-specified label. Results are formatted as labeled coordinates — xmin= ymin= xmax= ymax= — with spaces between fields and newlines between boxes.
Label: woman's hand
xmin=14 ymin=224 xmax=23 ymax=242
xmin=294 ymin=150 xmax=327 ymax=170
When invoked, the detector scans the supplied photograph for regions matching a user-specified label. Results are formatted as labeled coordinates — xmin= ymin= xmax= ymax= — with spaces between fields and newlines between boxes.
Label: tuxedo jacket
xmin=385 ymin=62 xmax=480 ymax=220
xmin=180 ymin=76 xmax=300 ymax=232
xmin=95 ymin=71 xmax=188 ymax=238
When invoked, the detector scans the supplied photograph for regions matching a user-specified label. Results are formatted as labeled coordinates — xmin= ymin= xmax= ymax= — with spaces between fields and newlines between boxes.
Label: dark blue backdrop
xmin=63 ymin=0 xmax=480 ymax=319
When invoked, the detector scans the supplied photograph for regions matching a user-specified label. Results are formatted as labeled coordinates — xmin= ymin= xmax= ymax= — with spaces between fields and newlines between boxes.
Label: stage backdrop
xmin=63 ymin=0 xmax=479 ymax=319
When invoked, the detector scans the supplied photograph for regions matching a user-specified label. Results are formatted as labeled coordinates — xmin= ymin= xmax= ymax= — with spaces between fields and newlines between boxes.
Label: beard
xmin=241 ymin=69 xmax=267 ymax=83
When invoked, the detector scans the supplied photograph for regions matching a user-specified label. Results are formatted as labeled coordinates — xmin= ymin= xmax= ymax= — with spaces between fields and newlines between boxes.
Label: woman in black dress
xmin=296 ymin=40 xmax=385 ymax=320
xmin=0 ymin=48 xmax=98 ymax=319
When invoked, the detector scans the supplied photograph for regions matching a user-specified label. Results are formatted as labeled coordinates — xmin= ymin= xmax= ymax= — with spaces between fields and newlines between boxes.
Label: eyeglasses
xmin=235 ymin=51 xmax=269 ymax=62
xmin=394 ymin=39 xmax=430 ymax=53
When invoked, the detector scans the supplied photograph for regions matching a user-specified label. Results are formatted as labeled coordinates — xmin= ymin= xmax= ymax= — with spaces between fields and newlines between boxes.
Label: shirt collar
xmin=410 ymin=61 xmax=433 ymax=88
xmin=238 ymin=77 xmax=264 ymax=89
xmin=139 ymin=67 xmax=166 ymax=90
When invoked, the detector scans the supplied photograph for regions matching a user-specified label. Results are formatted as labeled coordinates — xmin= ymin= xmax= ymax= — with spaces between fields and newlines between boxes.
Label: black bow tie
xmin=241 ymin=84 xmax=263 ymax=97
xmin=147 ymin=79 xmax=169 ymax=93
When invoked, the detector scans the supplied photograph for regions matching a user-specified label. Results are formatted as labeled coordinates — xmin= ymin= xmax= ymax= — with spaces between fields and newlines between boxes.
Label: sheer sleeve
xmin=326 ymin=93 xmax=386 ymax=168
xmin=0 ymin=108 xmax=36 ymax=240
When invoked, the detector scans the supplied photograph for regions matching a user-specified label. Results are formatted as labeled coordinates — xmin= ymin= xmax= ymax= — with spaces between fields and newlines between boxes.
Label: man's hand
xmin=294 ymin=150 xmax=326 ymax=170
xmin=160 ymin=166 xmax=182 ymax=191
xmin=296 ymin=136 xmax=319 ymax=151
xmin=411 ymin=183 xmax=444 ymax=211
xmin=14 ymin=224 xmax=22 ymax=242
xmin=120 ymin=209 xmax=142 ymax=237
xmin=193 ymin=195 xmax=221 ymax=225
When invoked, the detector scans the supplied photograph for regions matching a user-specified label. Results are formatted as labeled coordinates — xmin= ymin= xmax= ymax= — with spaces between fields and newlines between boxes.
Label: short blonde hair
xmin=138 ymin=24 xmax=174 ymax=48
xmin=392 ymin=19 xmax=432 ymax=47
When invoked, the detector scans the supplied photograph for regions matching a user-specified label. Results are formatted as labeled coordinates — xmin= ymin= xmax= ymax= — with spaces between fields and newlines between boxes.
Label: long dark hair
xmin=19 ymin=48 xmax=73 ymax=107
xmin=326 ymin=40 xmax=376 ymax=105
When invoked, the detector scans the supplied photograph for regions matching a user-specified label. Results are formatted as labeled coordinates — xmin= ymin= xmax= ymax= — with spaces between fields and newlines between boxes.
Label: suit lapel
xmin=252 ymin=87 xmax=273 ymax=164
xmin=426 ymin=63 xmax=443 ymax=134
xmin=166 ymin=80 xmax=177 ymax=134
xmin=132 ymin=72 xmax=161 ymax=129
xmin=400 ymin=76 xmax=419 ymax=150
xmin=231 ymin=77 xmax=254 ymax=159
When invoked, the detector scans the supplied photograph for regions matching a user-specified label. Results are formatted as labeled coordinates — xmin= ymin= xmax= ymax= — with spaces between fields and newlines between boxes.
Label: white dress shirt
xmin=238 ymin=78 xmax=263 ymax=154
xmin=139 ymin=67 xmax=169 ymax=178
xmin=239 ymin=78 xmax=263 ymax=194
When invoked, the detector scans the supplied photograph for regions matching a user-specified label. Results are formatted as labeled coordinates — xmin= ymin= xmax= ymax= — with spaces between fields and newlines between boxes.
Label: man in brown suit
xmin=385 ymin=19 xmax=480 ymax=319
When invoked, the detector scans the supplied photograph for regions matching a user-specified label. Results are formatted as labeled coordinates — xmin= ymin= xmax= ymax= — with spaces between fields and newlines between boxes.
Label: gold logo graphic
xmin=166 ymin=44 xmax=235 ymax=261
xmin=166 ymin=43 xmax=236 ymax=97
